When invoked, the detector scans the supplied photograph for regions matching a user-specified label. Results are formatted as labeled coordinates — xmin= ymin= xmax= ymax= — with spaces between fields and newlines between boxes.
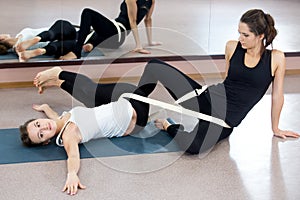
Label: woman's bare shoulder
xmin=225 ymin=40 xmax=238 ymax=60
xmin=271 ymin=49 xmax=285 ymax=58
xmin=62 ymin=122 xmax=82 ymax=144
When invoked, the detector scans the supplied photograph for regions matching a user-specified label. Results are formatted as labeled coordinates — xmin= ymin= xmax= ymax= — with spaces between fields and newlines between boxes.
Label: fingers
xmin=78 ymin=182 xmax=87 ymax=189
xmin=274 ymin=130 xmax=300 ymax=139
xmin=149 ymin=41 xmax=162 ymax=46
xmin=132 ymin=48 xmax=151 ymax=54
xmin=62 ymin=182 xmax=86 ymax=195
xmin=62 ymin=184 xmax=78 ymax=195
xmin=284 ymin=131 xmax=300 ymax=138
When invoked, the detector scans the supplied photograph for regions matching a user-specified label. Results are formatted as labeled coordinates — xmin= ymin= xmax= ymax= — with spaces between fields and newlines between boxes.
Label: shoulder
xmin=271 ymin=49 xmax=286 ymax=76
xmin=62 ymin=122 xmax=81 ymax=144
xmin=271 ymin=49 xmax=285 ymax=59
xmin=225 ymin=40 xmax=238 ymax=61
xmin=271 ymin=49 xmax=285 ymax=68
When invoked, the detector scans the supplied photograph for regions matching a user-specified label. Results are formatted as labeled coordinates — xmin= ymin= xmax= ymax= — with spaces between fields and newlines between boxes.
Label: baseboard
xmin=0 ymin=70 xmax=299 ymax=89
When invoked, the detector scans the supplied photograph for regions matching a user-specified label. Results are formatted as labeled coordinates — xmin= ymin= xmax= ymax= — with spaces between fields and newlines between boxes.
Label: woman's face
xmin=238 ymin=22 xmax=263 ymax=50
xmin=27 ymin=118 xmax=57 ymax=144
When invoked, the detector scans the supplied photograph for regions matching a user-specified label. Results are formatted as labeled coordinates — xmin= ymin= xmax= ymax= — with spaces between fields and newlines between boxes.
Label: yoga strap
xmin=111 ymin=20 xmax=127 ymax=43
xmin=119 ymin=92 xmax=231 ymax=128
xmin=175 ymin=85 xmax=208 ymax=104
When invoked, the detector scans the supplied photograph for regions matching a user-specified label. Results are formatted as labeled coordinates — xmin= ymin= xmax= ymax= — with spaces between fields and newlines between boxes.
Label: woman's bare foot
xmin=18 ymin=48 xmax=46 ymax=62
xmin=83 ymin=43 xmax=93 ymax=52
xmin=16 ymin=36 xmax=41 ymax=52
xmin=59 ymin=51 xmax=77 ymax=60
xmin=154 ymin=119 xmax=171 ymax=131
xmin=34 ymin=67 xmax=63 ymax=94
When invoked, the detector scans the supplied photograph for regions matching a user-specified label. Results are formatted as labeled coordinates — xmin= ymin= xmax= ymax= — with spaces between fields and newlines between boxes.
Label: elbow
xmin=144 ymin=17 xmax=152 ymax=23
xmin=129 ymin=19 xmax=137 ymax=28
xmin=272 ymin=93 xmax=284 ymax=103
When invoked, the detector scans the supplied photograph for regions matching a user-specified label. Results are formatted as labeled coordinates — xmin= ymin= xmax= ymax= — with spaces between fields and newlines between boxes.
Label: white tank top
xmin=16 ymin=27 xmax=49 ymax=50
xmin=56 ymin=98 xmax=133 ymax=146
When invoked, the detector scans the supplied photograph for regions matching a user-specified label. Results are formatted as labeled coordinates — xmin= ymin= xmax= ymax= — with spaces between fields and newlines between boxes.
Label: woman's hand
xmin=148 ymin=41 xmax=162 ymax=46
xmin=32 ymin=104 xmax=49 ymax=112
xmin=273 ymin=129 xmax=300 ymax=139
xmin=62 ymin=172 xmax=86 ymax=195
xmin=132 ymin=47 xmax=151 ymax=54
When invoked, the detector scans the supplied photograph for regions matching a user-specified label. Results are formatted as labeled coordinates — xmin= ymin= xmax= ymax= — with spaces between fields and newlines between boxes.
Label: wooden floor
xmin=0 ymin=1 xmax=300 ymax=199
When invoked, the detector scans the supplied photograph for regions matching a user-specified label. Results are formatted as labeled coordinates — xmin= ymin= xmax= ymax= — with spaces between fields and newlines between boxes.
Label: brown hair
xmin=240 ymin=9 xmax=277 ymax=54
xmin=0 ymin=41 xmax=11 ymax=55
xmin=19 ymin=119 xmax=42 ymax=147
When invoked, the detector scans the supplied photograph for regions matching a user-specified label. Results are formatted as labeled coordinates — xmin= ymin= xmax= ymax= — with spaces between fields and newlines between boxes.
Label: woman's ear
xmin=42 ymin=140 xmax=51 ymax=145
xmin=259 ymin=33 xmax=265 ymax=41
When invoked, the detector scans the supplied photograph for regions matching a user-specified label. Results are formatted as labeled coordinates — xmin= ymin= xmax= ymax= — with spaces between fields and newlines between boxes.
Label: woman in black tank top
xmin=60 ymin=0 xmax=161 ymax=60
xmin=134 ymin=9 xmax=299 ymax=154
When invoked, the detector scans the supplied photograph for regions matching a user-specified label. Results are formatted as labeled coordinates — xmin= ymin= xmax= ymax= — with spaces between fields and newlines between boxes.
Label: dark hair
xmin=0 ymin=41 xmax=11 ymax=55
xmin=240 ymin=9 xmax=277 ymax=53
xmin=19 ymin=119 xmax=42 ymax=147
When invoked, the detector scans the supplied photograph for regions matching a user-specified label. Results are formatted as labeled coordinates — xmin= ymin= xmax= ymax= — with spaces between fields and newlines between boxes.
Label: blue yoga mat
xmin=0 ymin=121 xmax=179 ymax=165
xmin=0 ymin=48 xmax=104 ymax=60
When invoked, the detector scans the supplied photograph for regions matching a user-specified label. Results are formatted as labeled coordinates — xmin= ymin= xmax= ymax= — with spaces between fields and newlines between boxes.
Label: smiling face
xmin=238 ymin=22 xmax=264 ymax=50
xmin=27 ymin=118 xmax=58 ymax=144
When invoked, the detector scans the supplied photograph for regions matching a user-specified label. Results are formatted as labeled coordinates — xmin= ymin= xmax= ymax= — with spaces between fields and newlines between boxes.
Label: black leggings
xmin=135 ymin=59 xmax=234 ymax=154
xmin=74 ymin=8 xmax=126 ymax=58
xmin=37 ymin=20 xmax=76 ymax=57
xmin=59 ymin=71 xmax=149 ymax=130
xmin=59 ymin=59 xmax=233 ymax=154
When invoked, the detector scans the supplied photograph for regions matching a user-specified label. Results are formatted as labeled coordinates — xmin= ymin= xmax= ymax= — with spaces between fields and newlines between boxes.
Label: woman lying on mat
xmin=19 ymin=66 xmax=152 ymax=195
xmin=60 ymin=0 xmax=161 ymax=60
xmin=0 ymin=20 xmax=76 ymax=62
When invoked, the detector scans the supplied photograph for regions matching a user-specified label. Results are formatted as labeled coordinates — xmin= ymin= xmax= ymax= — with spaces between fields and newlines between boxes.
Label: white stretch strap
xmin=111 ymin=20 xmax=127 ymax=42
xmin=175 ymin=85 xmax=208 ymax=104
xmin=84 ymin=30 xmax=95 ymax=44
xmin=120 ymin=93 xmax=231 ymax=128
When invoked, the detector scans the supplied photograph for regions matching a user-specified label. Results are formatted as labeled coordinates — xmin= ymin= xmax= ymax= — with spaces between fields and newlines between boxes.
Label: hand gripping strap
xmin=120 ymin=93 xmax=231 ymax=128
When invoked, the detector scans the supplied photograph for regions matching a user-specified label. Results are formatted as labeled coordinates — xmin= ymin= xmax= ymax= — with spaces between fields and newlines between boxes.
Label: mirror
xmin=0 ymin=0 xmax=299 ymax=66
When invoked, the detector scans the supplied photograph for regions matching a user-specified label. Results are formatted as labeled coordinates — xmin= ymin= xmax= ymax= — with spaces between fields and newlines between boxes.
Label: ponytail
xmin=264 ymin=13 xmax=277 ymax=49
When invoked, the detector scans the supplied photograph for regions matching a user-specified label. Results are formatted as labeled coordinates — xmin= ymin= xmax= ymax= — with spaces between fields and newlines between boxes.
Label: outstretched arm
xmin=144 ymin=0 xmax=161 ymax=46
xmin=126 ymin=0 xmax=151 ymax=54
xmin=32 ymin=104 xmax=59 ymax=120
xmin=271 ymin=50 xmax=299 ymax=139
xmin=62 ymin=123 xmax=86 ymax=195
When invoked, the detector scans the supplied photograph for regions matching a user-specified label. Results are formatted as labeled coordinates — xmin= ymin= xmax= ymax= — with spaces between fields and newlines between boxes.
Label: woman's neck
xmin=54 ymin=113 xmax=71 ymax=135
xmin=246 ymin=43 xmax=263 ymax=57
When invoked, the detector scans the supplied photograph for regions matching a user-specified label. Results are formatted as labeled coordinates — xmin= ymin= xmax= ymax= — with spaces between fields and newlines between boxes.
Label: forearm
xmin=67 ymin=156 xmax=80 ymax=175
xmin=131 ymin=24 xmax=142 ymax=49
xmin=144 ymin=18 xmax=152 ymax=44
xmin=43 ymin=106 xmax=59 ymax=119
xmin=271 ymin=94 xmax=284 ymax=133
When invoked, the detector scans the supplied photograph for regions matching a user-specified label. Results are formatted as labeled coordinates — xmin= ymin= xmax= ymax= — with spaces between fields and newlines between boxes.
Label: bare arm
xmin=271 ymin=50 xmax=299 ymax=138
xmin=126 ymin=0 xmax=151 ymax=54
xmin=62 ymin=123 xmax=86 ymax=195
xmin=224 ymin=40 xmax=238 ymax=77
xmin=144 ymin=0 xmax=160 ymax=46
xmin=32 ymin=104 xmax=59 ymax=119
